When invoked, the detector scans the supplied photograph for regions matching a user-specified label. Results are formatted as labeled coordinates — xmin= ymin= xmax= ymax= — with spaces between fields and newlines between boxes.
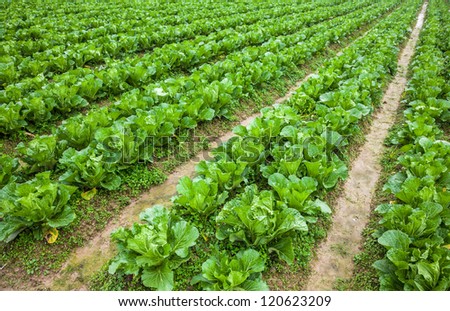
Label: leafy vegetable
xmin=268 ymin=173 xmax=331 ymax=223
xmin=373 ymin=229 xmax=450 ymax=290
xmin=109 ymin=206 xmax=199 ymax=290
xmin=0 ymin=171 xmax=77 ymax=243
xmin=195 ymin=159 xmax=248 ymax=191
xmin=172 ymin=176 xmax=229 ymax=217
xmin=216 ymin=185 xmax=307 ymax=264
xmin=0 ymin=154 xmax=19 ymax=187
xmin=191 ymin=249 xmax=268 ymax=290
xmin=59 ymin=147 xmax=121 ymax=190
xmin=16 ymin=135 xmax=66 ymax=173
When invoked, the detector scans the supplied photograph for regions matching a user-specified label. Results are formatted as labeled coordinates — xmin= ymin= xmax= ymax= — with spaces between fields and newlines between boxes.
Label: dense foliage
xmin=373 ymin=0 xmax=450 ymax=290
xmin=109 ymin=0 xmax=423 ymax=289
xmin=3 ymin=0 xmax=446 ymax=293
xmin=1 ymin=0 xmax=399 ymax=243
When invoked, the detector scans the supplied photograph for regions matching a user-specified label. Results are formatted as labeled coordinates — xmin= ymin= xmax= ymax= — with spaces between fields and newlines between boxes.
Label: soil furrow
xmin=304 ymin=1 xmax=428 ymax=291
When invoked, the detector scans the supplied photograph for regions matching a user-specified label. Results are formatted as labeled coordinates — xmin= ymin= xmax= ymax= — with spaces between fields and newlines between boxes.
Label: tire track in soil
xmin=304 ymin=1 xmax=428 ymax=291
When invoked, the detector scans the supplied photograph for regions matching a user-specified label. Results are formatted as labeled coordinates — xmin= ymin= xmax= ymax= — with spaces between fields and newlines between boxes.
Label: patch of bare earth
xmin=304 ymin=2 xmax=428 ymax=291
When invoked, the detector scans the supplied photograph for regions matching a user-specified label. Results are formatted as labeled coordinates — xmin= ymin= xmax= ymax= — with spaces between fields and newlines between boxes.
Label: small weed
xmin=121 ymin=165 xmax=167 ymax=192
xmin=117 ymin=195 xmax=131 ymax=206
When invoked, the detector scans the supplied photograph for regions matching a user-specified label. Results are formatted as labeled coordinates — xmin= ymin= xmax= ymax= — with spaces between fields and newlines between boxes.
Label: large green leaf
xmin=47 ymin=205 xmax=76 ymax=228
xmin=0 ymin=218 xmax=30 ymax=243
xmin=171 ymin=221 xmax=199 ymax=258
xmin=275 ymin=208 xmax=308 ymax=236
xmin=141 ymin=264 xmax=174 ymax=291
xmin=269 ymin=238 xmax=295 ymax=265
xmin=417 ymin=261 xmax=440 ymax=288
xmin=240 ymin=278 xmax=270 ymax=291
xmin=378 ymin=230 xmax=410 ymax=250
xmin=140 ymin=205 xmax=170 ymax=227
xmin=0 ymin=155 xmax=19 ymax=187
xmin=237 ymin=248 xmax=265 ymax=274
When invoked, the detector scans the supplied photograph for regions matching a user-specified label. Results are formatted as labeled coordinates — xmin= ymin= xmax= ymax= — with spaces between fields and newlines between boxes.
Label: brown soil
xmin=304 ymin=1 xmax=428 ymax=290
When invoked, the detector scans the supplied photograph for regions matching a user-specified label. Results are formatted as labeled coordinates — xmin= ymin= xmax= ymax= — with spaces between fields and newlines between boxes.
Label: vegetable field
xmin=0 ymin=0 xmax=449 ymax=291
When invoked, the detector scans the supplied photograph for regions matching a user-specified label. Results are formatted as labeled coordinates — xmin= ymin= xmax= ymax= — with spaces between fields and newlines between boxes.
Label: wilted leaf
xmin=81 ymin=188 xmax=97 ymax=200
xmin=45 ymin=227 xmax=59 ymax=244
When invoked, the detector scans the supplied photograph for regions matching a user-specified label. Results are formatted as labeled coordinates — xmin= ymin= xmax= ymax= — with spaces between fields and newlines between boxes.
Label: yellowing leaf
xmin=201 ymin=232 xmax=208 ymax=242
xmin=443 ymin=244 xmax=450 ymax=250
xmin=45 ymin=228 xmax=59 ymax=244
xmin=81 ymin=188 xmax=97 ymax=200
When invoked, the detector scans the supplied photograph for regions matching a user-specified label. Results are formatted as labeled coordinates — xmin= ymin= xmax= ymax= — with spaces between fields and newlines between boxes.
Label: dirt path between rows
xmin=44 ymin=75 xmax=315 ymax=290
xmin=43 ymin=5 xmax=401 ymax=290
xmin=304 ymin=1 xmax=428 ymax=290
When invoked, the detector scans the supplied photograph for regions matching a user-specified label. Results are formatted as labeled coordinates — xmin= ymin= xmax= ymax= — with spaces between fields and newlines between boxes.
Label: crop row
xmin=2 ymin=1 xmax=272 ymax=47
xmin=1 ymin=0 xmax=367 ymax=108
xmin=3 ymin=0 xmax=283 ymax=40
xmin=104 ymin=0 xmax=423 ymax=290
xmin=0 ymin=0 xmax=376 ymax=132
xmin=0 ymin=0 xmax=403 ymax=244
xmin=2 ymin=0 xmax=398 ymax=181
xmin=372 ymin=0 xmax=450 ymax=291
xmin=1 ymin=0 xmax=339 ymax=84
